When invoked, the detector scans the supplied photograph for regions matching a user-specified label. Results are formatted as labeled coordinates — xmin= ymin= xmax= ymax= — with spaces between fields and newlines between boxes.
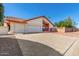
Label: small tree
xmin=54 ymin=17 xmax=76 ymax=28
xmin=0 ymin=4 xmax=4 ymax=26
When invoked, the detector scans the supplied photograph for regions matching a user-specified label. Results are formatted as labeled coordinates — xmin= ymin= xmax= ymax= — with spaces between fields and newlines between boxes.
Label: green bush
xmin=54 ymin=17 xmax=76 ymax=28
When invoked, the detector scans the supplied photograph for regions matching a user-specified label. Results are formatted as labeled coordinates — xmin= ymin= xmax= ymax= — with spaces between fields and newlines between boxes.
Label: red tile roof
xmin=4 ymin=16 xmax=54 ymax=26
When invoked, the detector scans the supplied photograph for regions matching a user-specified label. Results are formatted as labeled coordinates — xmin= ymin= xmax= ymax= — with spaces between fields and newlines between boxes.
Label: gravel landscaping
xmin=0 ymin=37 xmax=22 ymax=56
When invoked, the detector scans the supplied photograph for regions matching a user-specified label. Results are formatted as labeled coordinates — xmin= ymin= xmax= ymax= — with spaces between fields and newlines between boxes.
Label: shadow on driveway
xmin=17 ymin=39 xmax=62 ymax=56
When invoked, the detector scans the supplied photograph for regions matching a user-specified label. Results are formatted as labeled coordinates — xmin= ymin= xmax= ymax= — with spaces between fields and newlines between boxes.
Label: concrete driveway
xmin=0 ymin=34 xmax=62 ymax=56
xmin=1 ymin=33 xmax=79 ymax=56
xmin=17 ymin=40 xmax=62 ymax=56
xmin=15 ymin=33 xmax=79 ymax=56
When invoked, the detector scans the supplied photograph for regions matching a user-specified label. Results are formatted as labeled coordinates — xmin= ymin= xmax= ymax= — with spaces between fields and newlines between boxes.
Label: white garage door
xmin=15 ymin=24 xmax=25 ymax=33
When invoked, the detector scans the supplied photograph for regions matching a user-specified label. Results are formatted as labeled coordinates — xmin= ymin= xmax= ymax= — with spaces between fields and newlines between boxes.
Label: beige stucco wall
xmin=24 ymin=18 xmax=43 ymax=33
xmin=57 ymin=27 xmax=76 ymax=33
xmin=57 ymin=27 xmax=65 ymax=33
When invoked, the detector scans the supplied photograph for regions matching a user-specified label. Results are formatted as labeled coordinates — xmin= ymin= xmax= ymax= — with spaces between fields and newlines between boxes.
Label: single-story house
xmin=4 ymin=16 xmax=56 ymax=33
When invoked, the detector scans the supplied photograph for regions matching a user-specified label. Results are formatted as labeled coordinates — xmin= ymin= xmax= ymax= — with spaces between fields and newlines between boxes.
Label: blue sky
xmin=3 ymin=3 xmax=79 ymax=28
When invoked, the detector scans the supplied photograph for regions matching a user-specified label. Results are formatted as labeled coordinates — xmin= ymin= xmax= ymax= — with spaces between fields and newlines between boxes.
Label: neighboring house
xmin=4 ymin=16 xmax=56 ymax=33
